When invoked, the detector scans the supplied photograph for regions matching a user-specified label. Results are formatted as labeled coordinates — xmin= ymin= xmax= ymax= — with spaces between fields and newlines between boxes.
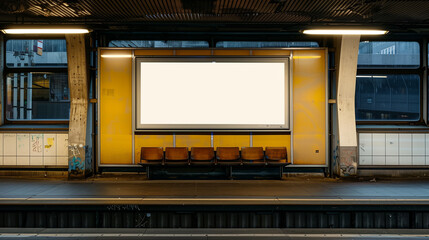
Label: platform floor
xmin=1 ymin=228 xmax=429 ymax=239
xmin=1 ymin=175 xmax=429 ymax=205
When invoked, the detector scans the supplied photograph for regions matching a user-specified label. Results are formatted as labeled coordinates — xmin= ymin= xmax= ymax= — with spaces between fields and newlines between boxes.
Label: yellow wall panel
xmin=213 ymin=134 xmax=250 ymax=149
xmin=252 ymin=134 xmax=291 ymax=162
xmin=100 ymin=49 xmax=132 ymax=56
xmin=99 ymin=48 xmax=327 ymax=166
xmin=176 ymin=134 xmax=211 ymax=150
xmin=175 ymin=50 xmax=212 ymax=55
xmin=292 ymin=49 xmax=326 ymax=165
xmin=134 ymin=50 xmax=174 ymax=56
xmin=213 ymin=50 xmax=251 ymax=56
xmin=100 ymin=49 xmax=133 ymax=164
xmin=134 ymin=134 xmax=174 ymax=163
xmin=252 ymin=50 xmax=290 ymax=56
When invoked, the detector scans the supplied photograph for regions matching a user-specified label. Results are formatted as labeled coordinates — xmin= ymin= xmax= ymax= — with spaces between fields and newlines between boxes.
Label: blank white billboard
xmin=136 ymin=58 xmax=289 ymax=130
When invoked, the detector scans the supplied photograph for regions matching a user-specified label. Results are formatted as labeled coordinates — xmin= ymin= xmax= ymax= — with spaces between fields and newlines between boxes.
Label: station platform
xmin=2 ymin=175 xmax=429 ymax=228
xmin=1 ymin=175 xmax=429 ymax=206
xmin=1 ymin=228 xmax=429 ymax=239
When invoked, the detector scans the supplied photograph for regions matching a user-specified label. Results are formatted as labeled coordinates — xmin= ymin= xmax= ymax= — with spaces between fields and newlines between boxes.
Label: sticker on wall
xmin=44 ymin=134 xmax=57 ymax=157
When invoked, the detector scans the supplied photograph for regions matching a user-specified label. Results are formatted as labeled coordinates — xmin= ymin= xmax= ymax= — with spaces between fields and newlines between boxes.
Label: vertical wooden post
xmin=335 ymin=35 xmax=360 ymax=177
xmin=66 ymin=34 xmax=89 ymax=178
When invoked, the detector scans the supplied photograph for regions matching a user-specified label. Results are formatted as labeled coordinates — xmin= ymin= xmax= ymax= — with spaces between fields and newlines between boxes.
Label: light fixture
xmin=2 ymin=29 xmax=89 ymax=34
xmin=100 ymin=54 xmax=133 ymax=58
xmin=303 ymin=29 xmax=388 ymax=35
xmin=292 ymin=56 xmax=321 ymax=59
xmin=357 ymin=75 xmax=388 ymax=78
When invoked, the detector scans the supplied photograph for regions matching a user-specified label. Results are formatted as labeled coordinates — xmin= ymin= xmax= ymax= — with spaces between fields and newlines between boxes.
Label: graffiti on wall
xmin=339 ymin=146 xmax=357 ymax=176
xmin=69 ymin=144 xmax=85 ymax=175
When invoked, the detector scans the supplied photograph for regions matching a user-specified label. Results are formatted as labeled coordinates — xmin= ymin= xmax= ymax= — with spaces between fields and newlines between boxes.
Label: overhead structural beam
xmin=335 ymin=35 xmax=360 ymax=177
xmin=66 ymin=34 xmax=90 ymax=178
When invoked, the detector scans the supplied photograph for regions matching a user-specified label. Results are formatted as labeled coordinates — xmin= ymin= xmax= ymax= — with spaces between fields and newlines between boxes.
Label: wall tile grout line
xmin=1 ymin=133 xmax=3 ymax=165
xmin=398 ymin=133 xmax=401 ymax=165
xmin=385 ymin=133 xmax=388 ymax=165
xmin=371 ymin=133 xmax=373 ymax=165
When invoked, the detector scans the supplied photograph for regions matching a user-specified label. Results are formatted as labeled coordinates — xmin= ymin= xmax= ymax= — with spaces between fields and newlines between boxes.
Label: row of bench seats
xmin=140 ymin=147 xmax=288 ymax=166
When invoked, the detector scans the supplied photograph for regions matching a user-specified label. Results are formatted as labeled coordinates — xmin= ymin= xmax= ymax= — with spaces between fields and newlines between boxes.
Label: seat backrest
xmin=165 ymin=147 xmax=189 ymax=161
xmin=191 ymin=147 xmax=214 ymax=161
xmin=216 ymin=147 xmax=240 ymax=161
xmin=265 ymin=147 xmax=287 ymax=161
xmin=141 ymin=147 xmax=163 ymax=161
xmin=241 ymin=147 xmax=264 ymax=160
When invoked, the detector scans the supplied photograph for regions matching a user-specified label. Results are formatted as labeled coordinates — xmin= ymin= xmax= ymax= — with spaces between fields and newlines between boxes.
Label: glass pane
xmin=109 ymin=40 xmax=209 ymax=48
xmin=358 ymin=41 xmax=419 ymax=68
xmin=355 ymin=74 xmax=420 ymax=121
xmin=6 ymin=39 xmax=67 ymax=68
xmin=216 ymin=41 xmax=319 ymax=48
xmin=6 ymin=72 xmax=70 ymax=120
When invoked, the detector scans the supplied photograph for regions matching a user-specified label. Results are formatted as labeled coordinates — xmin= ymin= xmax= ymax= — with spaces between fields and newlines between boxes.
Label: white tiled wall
xmin=0 ymin=133 xmax=68 ymax=166
xmin=359 ymin=133 xmax=429 ymax=166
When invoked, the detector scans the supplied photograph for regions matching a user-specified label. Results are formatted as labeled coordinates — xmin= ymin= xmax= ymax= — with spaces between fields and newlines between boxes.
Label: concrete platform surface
xmin=1 ymin=176 xmax=429 ymax=205
xmin=1 ymin=228 xmax=429 ymax=239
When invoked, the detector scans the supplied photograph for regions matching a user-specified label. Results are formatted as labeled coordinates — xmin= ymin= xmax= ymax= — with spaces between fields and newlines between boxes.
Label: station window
xmin=215 ymin=41 xmax=319 ymax=48
xmin=356 ymin=41 xmax=421 ymax=122
xmin=6 ymin=39 xmax=67 ymax=68
xmin=355 ymin=74 xmax=420 ymax=121
xmin=4 ymin=39 xmax=69 ymax=122
xmin=108 ymin=40 xmax=209 ymax=48
xmin=358 ymin=41 xmax=419 ymax=68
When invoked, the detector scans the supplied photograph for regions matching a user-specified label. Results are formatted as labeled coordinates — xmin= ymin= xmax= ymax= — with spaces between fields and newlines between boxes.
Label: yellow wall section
xmin=252 ymin=134 xmax=291 ymax=163
xmin=253 ymin=50 xmax=291 ymax=56
xmin=213 ymin=134 xmax=250 ymax=148
xmin=176 ymin=50 xmax=212 ymax=56
xmin=176 ymin=134 xmax=211 ymax=149
xmin=213 ymin=50 xmax=251 ymax=56
xmin=135 ymin=50 xmax=174 ymax=56
xmin=99 ymin=48 xmax=326 ymax=166
xmin=100 ymin=49 xmax=133 ymax=164
xmin=292 ymin=50 xmax=326 ymax=165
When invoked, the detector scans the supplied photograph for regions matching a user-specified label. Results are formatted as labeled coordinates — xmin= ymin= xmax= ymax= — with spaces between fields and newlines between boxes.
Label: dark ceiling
xmin=1 ymin=0 xmax=429 ymax=33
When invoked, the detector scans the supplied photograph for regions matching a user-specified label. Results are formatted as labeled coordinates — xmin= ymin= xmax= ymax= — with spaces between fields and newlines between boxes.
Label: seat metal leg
xmin=146 ymin=166 xmax=150 ymax=180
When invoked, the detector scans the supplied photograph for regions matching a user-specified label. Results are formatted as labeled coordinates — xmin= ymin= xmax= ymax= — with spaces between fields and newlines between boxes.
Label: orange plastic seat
xmin=165 ymin=147 xmax=189 ymax=165
xmin=241 ymin=147 xmax=265 ymax=166
xmin=190 ymin=147 xmax=215 ymax=165
xmin=216 ymin=147 xmax=241 ymax=165
xmin=140 ymin=147 xmax=164 ymax=165
xmin=265 ymin=147 xmax=288 ymax=166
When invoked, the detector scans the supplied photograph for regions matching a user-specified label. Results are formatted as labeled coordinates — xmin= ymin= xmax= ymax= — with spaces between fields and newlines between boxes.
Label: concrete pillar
xmin=334 ymin=35 xmax=360 ymax=177
xmin=66 ymin=34 xmax=90 ymax=178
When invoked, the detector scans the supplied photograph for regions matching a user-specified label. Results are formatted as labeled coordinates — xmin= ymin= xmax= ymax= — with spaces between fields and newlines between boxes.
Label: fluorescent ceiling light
xmin=2 ymin=29 xmax=89 ymax=34
xmin=101 ymin=54 xmax=133 ymax=58
xmin=303 ymin=29 xmax=388 ymax=35
xmin=292 ymin=56 xmax=321 ymax=59
xmin=357 ymin=75 xmax=388 ymax=78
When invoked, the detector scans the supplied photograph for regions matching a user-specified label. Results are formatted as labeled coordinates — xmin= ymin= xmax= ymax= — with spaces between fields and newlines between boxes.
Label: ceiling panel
xmin=0 ymin=0 xmax=428 ymax=31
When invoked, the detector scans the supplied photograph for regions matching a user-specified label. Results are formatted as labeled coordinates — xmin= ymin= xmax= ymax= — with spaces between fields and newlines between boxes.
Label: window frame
xmin=214 ymin=41 xmax=320 ymax=48
xmin=356 ymin=40 xmax=425 ymax=125
xmin=108 ymin=40 xmax=210 ymax=48
xmin=3 ymin=37 xmax=69 ymax=125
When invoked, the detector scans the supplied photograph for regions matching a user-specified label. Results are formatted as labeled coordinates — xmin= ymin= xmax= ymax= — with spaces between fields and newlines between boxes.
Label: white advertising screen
xmin=136 ymin=58 xmax=289 ymax=130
